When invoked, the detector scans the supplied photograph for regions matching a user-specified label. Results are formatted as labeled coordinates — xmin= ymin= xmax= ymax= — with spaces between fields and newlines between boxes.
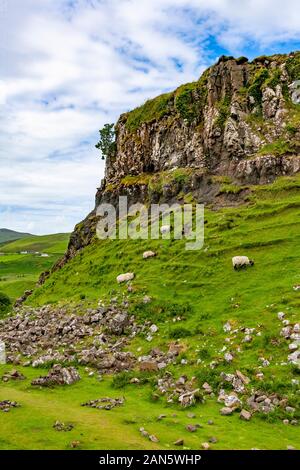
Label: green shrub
xmin=125 ymin=92 xmax=173 ymax=132
xmin=215 ymin=94 xmax=231 ymax=129
xmin=111 ymin=371 xmax=133 ymax=389
xmin=169 ymin=326 xmax=192 ymax=339
xmin=258 ymin=138 xmax=296 ymax=156
xmin=248 ymin=68 xmax=269 ymax=106
xmin=286 ymin=53 xmax=300 ymax=81
xmin=174 ymin=81 xmax=207 ymax=123
xmin=0 ymin=292 xmax=11 ymax=317
xmin=264 ymin=69 xmax=281 ymax=89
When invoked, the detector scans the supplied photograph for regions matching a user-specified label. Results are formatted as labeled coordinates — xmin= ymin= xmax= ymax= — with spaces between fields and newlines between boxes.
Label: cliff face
xmin=105 ymin=52 xmax=300 ymax=183
xmin=39 ymin=51 xmax=300 ymax=283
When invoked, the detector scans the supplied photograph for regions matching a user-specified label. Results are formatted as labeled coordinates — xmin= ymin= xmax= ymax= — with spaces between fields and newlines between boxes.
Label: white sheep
xmin=232 ymin=256 xmax=254 ymax=270
xmin=116 ymin=272 xmax=135 ymax=283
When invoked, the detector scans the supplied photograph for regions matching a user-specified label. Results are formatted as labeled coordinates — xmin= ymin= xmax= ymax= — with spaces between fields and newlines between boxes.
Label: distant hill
xmin=0 ymin=228 xmax=33 ymax=245
xmin=0 ymin=233 xmax=70 ymax=254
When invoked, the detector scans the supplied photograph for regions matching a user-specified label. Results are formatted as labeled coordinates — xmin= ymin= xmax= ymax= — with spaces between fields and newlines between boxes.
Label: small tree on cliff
xmin=95 ymin=123 xmax=116 ymax=160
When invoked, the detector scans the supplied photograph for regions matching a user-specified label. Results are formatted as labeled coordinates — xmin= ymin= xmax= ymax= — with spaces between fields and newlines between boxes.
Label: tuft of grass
xmin=215 ymin=95 xmax=231 ymax=129
xmin=258 ymin=138 xmax=298 ymax=156
xmin=124 ymin=92 xmax=173 ymax=132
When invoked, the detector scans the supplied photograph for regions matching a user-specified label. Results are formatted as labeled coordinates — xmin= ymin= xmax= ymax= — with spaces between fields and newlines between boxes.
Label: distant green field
xmin=0 ymin=233 xmax=69 ymax=302
xmin=1 ymin=233 xmax=69 ymax=254
xmin=0 ymin=228 xmax=33 ymax=244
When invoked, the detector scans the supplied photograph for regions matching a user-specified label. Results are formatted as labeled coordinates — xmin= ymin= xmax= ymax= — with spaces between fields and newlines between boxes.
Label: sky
xmin=1 ymin=0 xmax=300 ymax=235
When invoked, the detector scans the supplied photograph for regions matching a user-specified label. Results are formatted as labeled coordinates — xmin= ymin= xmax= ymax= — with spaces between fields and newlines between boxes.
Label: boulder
xmin=240 ymin=409 xmax=251 ymax=421
xmin=139 ymin=361 xmax=158 ymax=372
xmin=174 ymin=439 xmax=184 ymax=446
xmin=220 ymin=407 xmax=233 ymax=416
xmin=31 ymin=365 xmax=81 ymax=387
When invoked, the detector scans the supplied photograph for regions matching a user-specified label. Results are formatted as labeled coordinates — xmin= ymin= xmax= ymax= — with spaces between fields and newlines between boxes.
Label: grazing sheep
xmin=143 ymin=251 xmax=156 ymax=259
xmin=116 ymin=272 xmax=135 ymax=283
xmin=232 ymin=256 xmax=254 ymax=270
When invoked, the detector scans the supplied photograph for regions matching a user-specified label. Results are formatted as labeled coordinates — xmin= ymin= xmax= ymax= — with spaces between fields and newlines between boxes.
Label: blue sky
xmin=1 ymin=0 xmax=300 ymax=234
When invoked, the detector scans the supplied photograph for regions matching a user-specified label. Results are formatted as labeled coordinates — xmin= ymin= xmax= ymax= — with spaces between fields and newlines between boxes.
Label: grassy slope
xmin=0 ymin=233 xmax=69 ymax=302
xmin=1 ymin=176 xmax=300 ymax=450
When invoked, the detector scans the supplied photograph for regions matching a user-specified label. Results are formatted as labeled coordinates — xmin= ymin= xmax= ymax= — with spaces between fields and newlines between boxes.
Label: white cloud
xmin=0 ymin=0 xmax=300 ymax=234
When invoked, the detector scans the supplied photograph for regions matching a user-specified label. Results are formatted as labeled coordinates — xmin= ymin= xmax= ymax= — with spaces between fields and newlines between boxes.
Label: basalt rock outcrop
xmin=37 ymin=52 xmax=300 ymax=283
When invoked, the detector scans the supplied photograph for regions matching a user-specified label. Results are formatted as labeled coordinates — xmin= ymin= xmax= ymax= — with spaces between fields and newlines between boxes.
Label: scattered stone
xmin=288 ymin=350 xmax=300 ymax=365
xmin=2 ymin=369 xmax=25 ymax=382
xmin=240 ymin=409 xmax=251 ymax=421
xmin=149 ymin=324 xmax=158 ymax=334
xmin=174 ymin=439 xmax=184 ymax=446
xmin=187 ymin=412 xmax=196 ymax=419
xmin=208 ymin=436 xmax=218 ymax=443
xmin=220 ymin=407 xmax=233 ymax=416
xmin=32 ymin=365 xmax=80 ymax=387
xmin=236 ymin=370 xmax=250 ymax=385
xmin=207 ymin=420 xmax=214 ymax=425
xmin=0 ymin=303 xmax=139 ymax=373
xmin=242 ymin=334 xmax=252 ymax=343
xmin=70 ymin=441 xmax=80 ymax=449
xmin=81 ymin=397 xmax=124 ymax=410
xmin=287 ymin=445 xmax=296 ymax=450
xmin=116 ymin=272 xmax=135 ymax=283
xmin=53 ymin=421 xmax=74 ymax=432
xmin=224 ymin=394 xmax=241 ymax=409
xmin=186 ymin=424 xmax=197 ymax=432
xmin=139 ymin=361 xmax=158 ymax=372
xmin=277 ymin=312 xmax=285 ymax=320
xmin=0 ymin=400 xmax=21 ymax=412
xmin=202 ymin=382 xmax=212 ymax=394
xmin=223 ymin=322 xmax=231 ymax=333
xmin=157 ymin=414 xmax=167 ymax=421
xmin=139 ymin=427 xmax=149 ymax=438
xmin=201 ymin=442 xmax=210 ymax=450
xmin=283 ymin=419 xmax=289 ymax=425
xmin=280 ymin=327 xmax=292 ymax=338
xmin=149 ymin=434 xmax=159 ymax=443
xmin=224 ymin=352 xmax=233 ymax=363
xmin=286 ymin=406 xmax=295 ymax=413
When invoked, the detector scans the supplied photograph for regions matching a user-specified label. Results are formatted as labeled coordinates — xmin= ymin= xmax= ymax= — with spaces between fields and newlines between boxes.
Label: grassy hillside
xmin=2 ymin=174 xmax=294 ymax=450
xmin=0 ymin=233 xmax=70 ymax=302
xmin=1 ymin=233 xmax=69 ymax=254
xmin=0 ymin=176 xmax=299 ymax=450
xmin=0 ymin=228 xmax=33 ymax=245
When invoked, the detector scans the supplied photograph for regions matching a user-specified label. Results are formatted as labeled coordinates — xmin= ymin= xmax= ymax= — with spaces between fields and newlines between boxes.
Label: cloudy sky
xmin=1 ymin=0 xmax=300 ymax=234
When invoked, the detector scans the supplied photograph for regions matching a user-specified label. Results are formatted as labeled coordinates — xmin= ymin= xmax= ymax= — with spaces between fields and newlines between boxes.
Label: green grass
xmin=0 ymin=365 xmax=298 ymax=450
xmin=124 ymin=92 xmax=174 ymax=132
xmin=0 ymin=233 xmax=69 ymax=303
xmin=258 ymin=138 xmax=298 ymax=156
xmin=1 ymin=233 xmax=69 ymax=254
xmin=1 ymin=175 xmax=300 ymax=449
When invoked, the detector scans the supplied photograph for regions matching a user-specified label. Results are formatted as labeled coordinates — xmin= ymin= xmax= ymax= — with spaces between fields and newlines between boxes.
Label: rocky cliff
xmin=39 ymin=51 xmax=300 ymax=283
